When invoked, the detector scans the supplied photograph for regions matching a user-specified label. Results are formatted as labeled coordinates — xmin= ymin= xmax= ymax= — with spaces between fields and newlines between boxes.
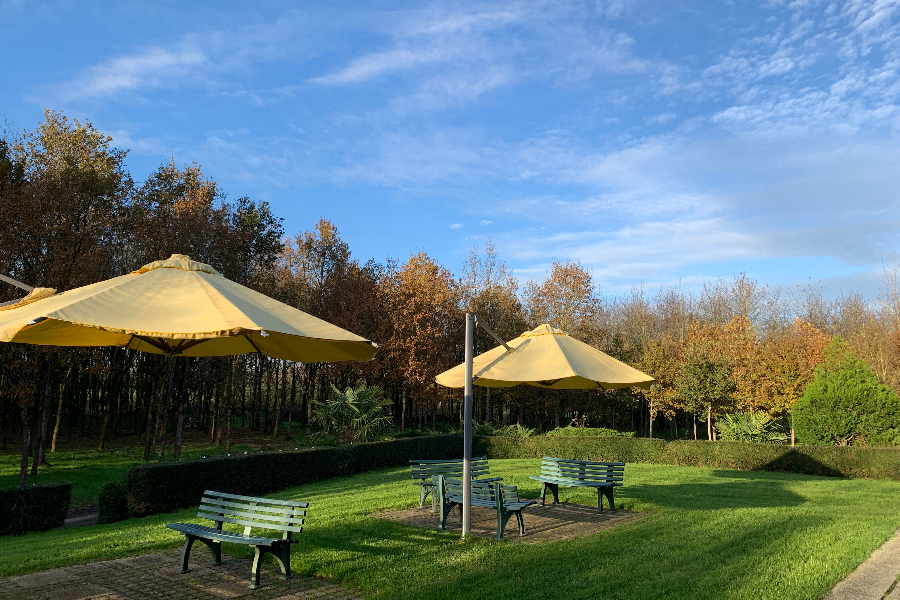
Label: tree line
xmin=2 ymin=111 xmax=899 ymax=485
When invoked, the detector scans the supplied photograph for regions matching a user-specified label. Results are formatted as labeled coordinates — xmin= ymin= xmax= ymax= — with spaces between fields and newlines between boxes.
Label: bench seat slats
xmin=196 ymin=512 xmax=304 ymax=533
xmin=203 ymin=490 xmax=309 ymax=508
xmin=200 ymin=498 xmax=307 ymax=517
xmin=436 ymin=476 xmax=535 ymax=540
xmin=169 ymin=491 xmax=310 ymax=590
xmin=530 ymin=457 xmax=625 ymax=513
xmin=410 ymin=457 xmax=488 ymax=464
xmin=543 ymin=456 xmax=625 ymax=467
xmin=197 ymin=505 xmax=306 ymax=526
xmin=167 ymin=523 xmax=287 ymax=546
xmin=532 ymin=476 xmax=623 ymax=487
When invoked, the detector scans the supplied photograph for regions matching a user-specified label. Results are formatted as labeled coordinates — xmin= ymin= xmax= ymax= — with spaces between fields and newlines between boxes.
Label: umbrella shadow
xmin=624 ymin=475 xmax=806 ymax=510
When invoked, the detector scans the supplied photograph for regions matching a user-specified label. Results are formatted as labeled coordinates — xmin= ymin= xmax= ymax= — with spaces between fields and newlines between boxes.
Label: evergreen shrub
xmin=97 ymin=481 xmax=129 ymax=524
xmin=125 ymin=434 xmax=462 ymax=517
xmin=546 ymin=426 xmax=635 ymax=438
xmin=0 ymin=482 xmax=72 ymax=536
xmin=793 ymin=338 xmax=900 ymax=446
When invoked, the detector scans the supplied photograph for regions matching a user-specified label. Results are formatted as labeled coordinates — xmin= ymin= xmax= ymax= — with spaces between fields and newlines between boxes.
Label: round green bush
xmin=792 ymin=338 xmax=900 ymax=446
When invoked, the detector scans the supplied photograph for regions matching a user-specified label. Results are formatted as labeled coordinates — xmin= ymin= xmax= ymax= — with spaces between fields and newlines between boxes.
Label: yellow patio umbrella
xmin=0 ymin=254 xmax=378 ymax=362
xmin=436 ymin=319 xmax=653 ymax=539
xmin=435 ymin=323 xmax=653 ymax=390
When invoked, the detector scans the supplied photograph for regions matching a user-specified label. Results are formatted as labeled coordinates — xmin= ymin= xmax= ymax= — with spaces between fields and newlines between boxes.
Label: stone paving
xmin=0 ymin=549 xmax=360 ymax=600
xmin=824 ymin=528 xmax=900 ymax=600
xmin=373 ymin=502 xmax=644 ymax=542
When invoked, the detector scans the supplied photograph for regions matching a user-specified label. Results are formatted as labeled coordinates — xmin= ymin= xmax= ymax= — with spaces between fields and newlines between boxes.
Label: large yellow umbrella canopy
xmin=436 ymin=323 xmax=652 ymax=390
xmin=0 ymin=254 xmax=377 ymax=362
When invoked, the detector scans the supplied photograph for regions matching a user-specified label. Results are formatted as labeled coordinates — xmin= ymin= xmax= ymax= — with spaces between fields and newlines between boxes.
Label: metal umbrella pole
xmin=462 ymin=312 xmax=474 ymax=537
xmin=461 ymin=313 xmax=513 ymax=538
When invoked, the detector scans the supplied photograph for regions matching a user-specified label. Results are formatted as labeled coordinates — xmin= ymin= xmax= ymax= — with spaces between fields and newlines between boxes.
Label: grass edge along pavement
xmin=1 ymin=460 xmax=900 ymax=600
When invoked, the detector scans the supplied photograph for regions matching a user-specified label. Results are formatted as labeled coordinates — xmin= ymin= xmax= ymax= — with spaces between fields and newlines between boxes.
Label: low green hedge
xmin=98 ymin=481 xmax=128 ymax=524
xmin=0 ymin=482 xmax=72 ymax=536
xmin=125 ymin=434 xmax=462 ymax=517
xmin=478 ymin=436 xmax=900 ymax=479
xmin=478 ymin=435 xmax=666 ymax=463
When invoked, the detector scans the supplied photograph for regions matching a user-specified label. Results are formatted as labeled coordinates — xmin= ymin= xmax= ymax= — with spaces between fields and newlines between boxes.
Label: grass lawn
xmin=1 ymin=460 xmax=899 ymax=599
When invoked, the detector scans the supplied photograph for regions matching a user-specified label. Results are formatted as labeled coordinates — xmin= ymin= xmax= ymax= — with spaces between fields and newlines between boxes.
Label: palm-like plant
xmin=312 ymin=384 xmax=392 ymax=443
xmin=716 ymin=411 xmax=788 ymax=444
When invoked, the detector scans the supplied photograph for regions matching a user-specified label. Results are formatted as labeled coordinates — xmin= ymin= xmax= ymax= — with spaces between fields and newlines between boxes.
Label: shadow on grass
xmin=759 ymin=449 xmax=847 ymax=478
xmin=623 ymin=476 xmax=806 ymax=510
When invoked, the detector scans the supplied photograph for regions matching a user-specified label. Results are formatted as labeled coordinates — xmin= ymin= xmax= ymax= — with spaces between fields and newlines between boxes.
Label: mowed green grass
xmin=1 ymin=460 xmax=899 ymax=600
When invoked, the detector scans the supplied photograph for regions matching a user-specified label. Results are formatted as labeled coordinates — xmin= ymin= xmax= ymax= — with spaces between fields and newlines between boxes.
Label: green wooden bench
xmin=167 ymin=490 xmax=309 ymax=590
xmin=409 ymin=456 xmax=498 ymax=511
xmin=529 ymin=456 xmax=624 ymax=513
xmin=435 ymin=475 xmax=535 ymax=540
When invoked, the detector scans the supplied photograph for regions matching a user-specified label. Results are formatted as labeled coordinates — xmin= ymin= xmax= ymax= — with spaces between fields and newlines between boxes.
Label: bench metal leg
xmin=179 ymin=535 xmax=197 ymax=573
xmin=278 ymin=544 xmax=292 ymax=580
xmin=540 ymin=482 xmax=559 ymax=505
xmin=515 ymin=511 xmax=526 ymax=537
xmin=250 ymin=546 xmax=266 ymax=590
xmin=597 ymin=487 xmax=615 ymax=513
xmin=179 ymin=535 xmax=221 ymax=573
xmin=603 ymin=486 xmax=615 ymax=511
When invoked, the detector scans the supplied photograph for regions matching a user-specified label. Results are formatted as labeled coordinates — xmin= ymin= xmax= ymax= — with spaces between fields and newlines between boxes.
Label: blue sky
xmin=2 ymin=1 xmax=899 ymax=296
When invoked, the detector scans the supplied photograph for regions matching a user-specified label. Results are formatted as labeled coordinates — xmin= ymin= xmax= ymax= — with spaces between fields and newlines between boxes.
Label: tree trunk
xmin=707 ymin=405 xmax=712 ymax=441
xmin=158 ymin=363 xmax=174 ymax=458
xmin=273 ymin=360 xmax=284 ymax=437
xmin=485 ymin=387 xmax=491 ymax=424
xmin=174 ymin=360 xmax=186 ymax=460
xmin=400 ymin=390 xmax=406 ymax=432
xmin=224 ymin=359 xmax=234 ymax=451
xmin=648 ymin=399 xmax=654 ymax=440
xmin=19 ymin=404 xmax=30 ymax=486
xmin=693 ymin=414 xmax=697 ymax=441
xmin=554 ymin=391 xmax=561 ymax=428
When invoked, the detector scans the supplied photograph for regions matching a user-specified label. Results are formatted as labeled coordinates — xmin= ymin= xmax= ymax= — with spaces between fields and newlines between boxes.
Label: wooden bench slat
xmin=199 ymin=501 xmax=306 ymax=520
xmin=196 ymin=512 xmax=304 ymax=533
xmin=530 ymin=457 xmax=625 ymax=513
xmin=198 ymin=505 xmax=306 ymax=526
xmin=200 ymin=497 xmax=308 ymax=517
xmin=542 ymin=456 xmax=625 ymax=467
xmin=203 ymin=490 xmax=309 ymax=508
xmin=410 ymin=456 xmax=487 ymax=464
xmin=167 ymin=523 xmax=283 ymax=546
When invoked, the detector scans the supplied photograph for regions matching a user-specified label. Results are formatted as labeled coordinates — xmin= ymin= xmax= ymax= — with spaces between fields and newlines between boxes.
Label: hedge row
xmin=0 ymin=482 xmax=72 ymax=536
xmin=478 ymin=436 xmax=900 ymax=479
xmin=123 ymin=434 xmax=462 ymax=518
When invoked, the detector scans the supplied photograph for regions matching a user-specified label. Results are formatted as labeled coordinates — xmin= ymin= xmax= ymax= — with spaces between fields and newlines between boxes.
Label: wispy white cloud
xmin=57 ymin=45 xmax=208 ymax=101
xmin=450 ymin=223 xmax=463 ymax=229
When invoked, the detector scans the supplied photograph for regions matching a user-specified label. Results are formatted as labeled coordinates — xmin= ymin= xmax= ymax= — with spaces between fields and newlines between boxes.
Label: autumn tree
xmin=381 ymin=252 xmax=460 ymax=430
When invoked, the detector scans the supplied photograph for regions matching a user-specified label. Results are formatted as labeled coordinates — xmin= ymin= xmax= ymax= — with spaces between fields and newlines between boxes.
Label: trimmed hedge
xmin=478 ymin=436 xmax=900 ymax=480
xmin=125 ymin=434 xmax=462 ymax=517
xmin=0 ymin=482 xmax=72 ymax=536
xmin=98 ymin=481 xmax=129 ymax=524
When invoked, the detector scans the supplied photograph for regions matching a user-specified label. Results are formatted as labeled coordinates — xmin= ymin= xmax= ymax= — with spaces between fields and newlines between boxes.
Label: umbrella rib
xmin=244 ymin=333 xmax=266 ymax=356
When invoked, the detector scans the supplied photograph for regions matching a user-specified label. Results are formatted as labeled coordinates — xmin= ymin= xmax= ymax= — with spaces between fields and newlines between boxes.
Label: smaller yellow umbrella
xmin=436 ymin=324 xmax=653 ymax=390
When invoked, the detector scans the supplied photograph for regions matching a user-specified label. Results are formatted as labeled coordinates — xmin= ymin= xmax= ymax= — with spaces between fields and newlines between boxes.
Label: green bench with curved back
xmin=436 ymin=475 xmax=535 ymax=540
xmin=167 ymin=490 xmax=309 ymax=590
xmin=409 ymin=456 xmax=498 ymax=511
xmin=529 ymin=456 xmax=624 ymax=512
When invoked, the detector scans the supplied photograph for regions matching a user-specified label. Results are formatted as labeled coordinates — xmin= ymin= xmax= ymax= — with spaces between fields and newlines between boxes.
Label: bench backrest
xmin=410 ymin=457 xmax=490 ymax=481
xmin=198 ymin=491 xmax=308 ymax=540
xmin=539 ymin=457 xmax=625 ymax=485
xmin=439 ymin=476 xmax=521 ymax=507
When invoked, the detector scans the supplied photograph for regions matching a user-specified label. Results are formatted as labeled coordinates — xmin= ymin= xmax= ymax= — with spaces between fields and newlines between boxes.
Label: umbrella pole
xmin=462 ymin=312 xmax=474 ymax=538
